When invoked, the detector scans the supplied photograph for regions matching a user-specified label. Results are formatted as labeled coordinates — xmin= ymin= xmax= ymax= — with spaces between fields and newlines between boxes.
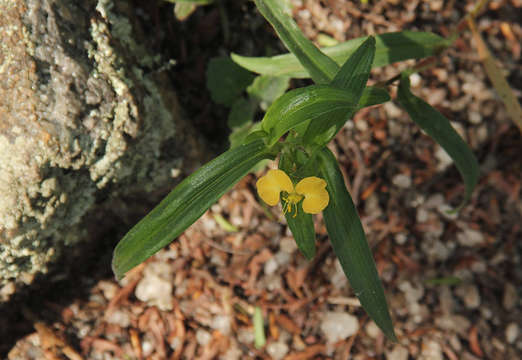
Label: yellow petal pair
xmin=256 ymin=169 xmax=329 ymax=214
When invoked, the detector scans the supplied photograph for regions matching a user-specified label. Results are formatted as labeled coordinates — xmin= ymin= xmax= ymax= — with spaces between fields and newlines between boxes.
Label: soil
xmin=3 ymin=0 xmax=521 ymax=359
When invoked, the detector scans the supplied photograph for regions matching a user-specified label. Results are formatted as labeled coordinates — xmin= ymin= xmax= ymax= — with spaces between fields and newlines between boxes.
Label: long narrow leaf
xmin=260 ymin=85 xmax=357 ymax=146
xmin=303 ymin=37 xmax=376 ymax=145
xmin=356 ymin=86 xmax=391 ymax=110
xmin=254 ymin=0 xmax=338 ymax=84
xmin=318 ymin=147 xmax=396 ymax=341
xmin=284 ymin=203 xmax=316 ymax=260
xmin=397 ymin=73 xmax=479 ymax=207
xmin=232 ymin=31 xmax=449 ymax=79
xmin=112 ymin=140 xmax=273 ymax=279
xmin=331 ymin=36 xmax=376 ymax=92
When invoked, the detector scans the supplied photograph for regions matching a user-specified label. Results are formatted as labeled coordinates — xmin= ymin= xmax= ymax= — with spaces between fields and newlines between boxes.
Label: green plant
xmin=113 ymin=0 xmax=482 ymax=341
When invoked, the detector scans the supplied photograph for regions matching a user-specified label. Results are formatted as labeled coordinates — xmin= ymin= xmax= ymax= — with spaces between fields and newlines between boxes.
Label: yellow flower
xmin=256 ymin=169 xmax=329 ymax=216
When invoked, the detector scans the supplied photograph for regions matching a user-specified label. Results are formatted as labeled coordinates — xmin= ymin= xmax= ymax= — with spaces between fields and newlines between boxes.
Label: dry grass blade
xmin=467 ymin=17 xmax=522 ymax=132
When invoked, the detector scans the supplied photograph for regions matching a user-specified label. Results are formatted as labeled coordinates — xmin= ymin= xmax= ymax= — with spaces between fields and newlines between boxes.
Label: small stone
xmin=135 ymin=274 xmax=173 ymax=311
xmin=394 ymin=233 xmax=407 ymax=245
xmin=237 ymin=328 xmax=254 ymax=344
xmin=420 ymin=339 xmax=443 ymax=360
xmin=506 ymin=323 xmax=519 ymax=344
xmin=416 ymin=208 xmax=429 ymax=223
xmin=457 ymin=228 xmax=485 ymax=247
xmin=211 ymin=315 xmax=231 ymax=335
xmin=386 ymin=345 xmax=409 ymax=360
xmin=399 ymin=281 xmax=424 ymax=303
xmin=384 ymin=102 xmax=403 ymax=118
xmin=392 ymin=174 xmax=412 ymax=188
xmin=468 ymin=111 xmax=482 ymax=124
xmin=410 ymin=73 xmax=422 ymax=88
xmin=266 ymin=342 xmax=289 ymax=360
xmin=196 ymin=329 xmax=212 ymax=346
xmin=365 ymin=321 xmax=381 ymax=339
xmin=476 ymin=125 xmax=488 ymax=143
xmin=279 ymin=237 xmax=298 ymax=253
xmin=98 ymin=280 xmax=118 ymax=300
xmin=320 ymin=312 xmax=359 ymax=343
xmin=106 ymin=309 xmax=131 ymax=328
xmin=430 ymin=0 xmax=444 ymax=11
xmin=455 ymin=284 xmax=480 ymax=309
xmin=435 ymin=146 xmax=453 ymax=171
xmin=264 ymin=257 xmax=279 ymax=276
xmin=355 ymin=119 xmax=368 ymax=132
xmin=502 ymin=283 xmax=518 ymax=310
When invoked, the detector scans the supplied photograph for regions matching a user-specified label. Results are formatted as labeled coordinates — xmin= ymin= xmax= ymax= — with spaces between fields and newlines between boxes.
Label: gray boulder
xmin=0 ymin=0 xmax=206 ymax=300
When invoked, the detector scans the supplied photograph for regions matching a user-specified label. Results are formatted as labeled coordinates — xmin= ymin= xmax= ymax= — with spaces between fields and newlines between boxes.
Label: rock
xmin=0 ymin=0 xmax=205 ymax=300
xmin=419 ymin=339 xmax=443 ymax=360
xmin=502 ymin=283 xmax=518 ymax=310
xmin=320 ymin=311 xmax=359 ymax=343
xmin=457 ymin=228 xmax=485 ymax=247
xmin=211 ymin=315 xmax=231 ymax=335
xmin=135 ymin=262 xmax=174 ymax=311
xmin=264 ymin=257 xmax=279 ymax=276
xmin=195 ymin=329 xmax=212 ymax=346
xmin=266 ymin=341 xmax=289 ymax=360
xmin=505 ymin=322 xmax=519 ymax=344
xmin=392 ymin=174 xmax=412 ymax=188
xmin=365 ymin=321 xmax=381 ymax=339
xmin=455 ymin=284 xmax=481 ymax=309
xmin=105 ymin=309 xmax=131 ymax=328
xmin=386 ymin=345 xmax=409 ymax=360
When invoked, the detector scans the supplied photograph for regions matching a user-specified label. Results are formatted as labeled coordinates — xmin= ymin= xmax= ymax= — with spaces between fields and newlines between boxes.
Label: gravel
xmin=320 ymin=311 xmax=359 ymax=344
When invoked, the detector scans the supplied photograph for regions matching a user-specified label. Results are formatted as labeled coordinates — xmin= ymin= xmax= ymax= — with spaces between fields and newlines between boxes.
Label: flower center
xmin=282 ymin=192 xmax=304 ymax=217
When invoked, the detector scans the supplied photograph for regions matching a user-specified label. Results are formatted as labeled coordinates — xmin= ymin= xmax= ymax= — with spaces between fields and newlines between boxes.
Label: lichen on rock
xmin=0 ymin=0 xmax=205 ymax=300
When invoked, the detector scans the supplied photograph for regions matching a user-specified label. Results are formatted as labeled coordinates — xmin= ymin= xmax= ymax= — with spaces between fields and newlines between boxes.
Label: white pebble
xmin=503 ymin=283 xmax=518 ymax=310
xmin=365 ymin=321 xmax=381 ymax=339
xmin=386 ymin=344 xmax=409 ymax=360
xmin=135 ymin=274 xmax=173 ymax=311
xmin=506 ymin=323 xmax=519 ymax=344
xmin=264 ymin=257 xmax=279 ymax=276
xmin=211 ymin=315 xmax=231 ymax=335
xmin=420 ymin=339 xmax=443 ymax=360
xmin=392 ymin=174 xmax=412 ymax=188
xmin=455 ymin=284 xmax=481 ymax=309
xmin=266 ymin=341 xmax=289 ymax=360
xmin=196 ymin=329 xmax=212 ymax=346
xmin=320 ymin=312 xmax=359 ymax=343
xmin=457 ymin=228 xmax=485 ymax=247
xmin=410 ymin=73 xmax=422 ymax=88
xmin=468 ymin=111 xmax=482 ymax=124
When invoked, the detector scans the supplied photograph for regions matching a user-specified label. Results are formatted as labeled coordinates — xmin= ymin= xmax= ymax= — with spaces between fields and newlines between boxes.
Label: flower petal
xmin=295 ymin=176 xmax=329 ymax=213
xmin=256 ymin=169 xmax=294 ymax=206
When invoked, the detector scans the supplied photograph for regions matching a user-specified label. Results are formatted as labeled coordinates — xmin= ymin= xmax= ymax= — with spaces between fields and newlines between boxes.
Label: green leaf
xmin=289 ymin=86 xmax=390 ymax=139
xmin=206 ymin=57 xmax=255 ymax=106
xmin=279 ymin=152 xmax=316 ymax=260
xmin=228 ymin=97 xmax=256 ymax=128
xmin=253 ymin=306 xmax=266 ymax=349
xmin=112 ymin=140 xmax=273 ymax=279
xmin=284 ymin=203 xmax=316 ymax=260
xmin=302 ymin=37 xmax=376 ymax=145
xmin=318 ymin=147 xmax=396 ymax=341
xmin=261 ymin=85 xmax=357 ymax=146
xmin=356 ymin=86 xmax=391 ymax=110
xmin=254 ymin=0 xmax=338 ymax=84
xmin=396 ymin=73 xmax=479 ymax=208
xmin=173 ymin=3 xmax=197 ymax=21
xmin=247 ymin=75 xmax=291 ymax=111
xmin=232 ymin=31 xmax=449 ymax=79
xmin=331 ymin=36 xmax=375 ymax=92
